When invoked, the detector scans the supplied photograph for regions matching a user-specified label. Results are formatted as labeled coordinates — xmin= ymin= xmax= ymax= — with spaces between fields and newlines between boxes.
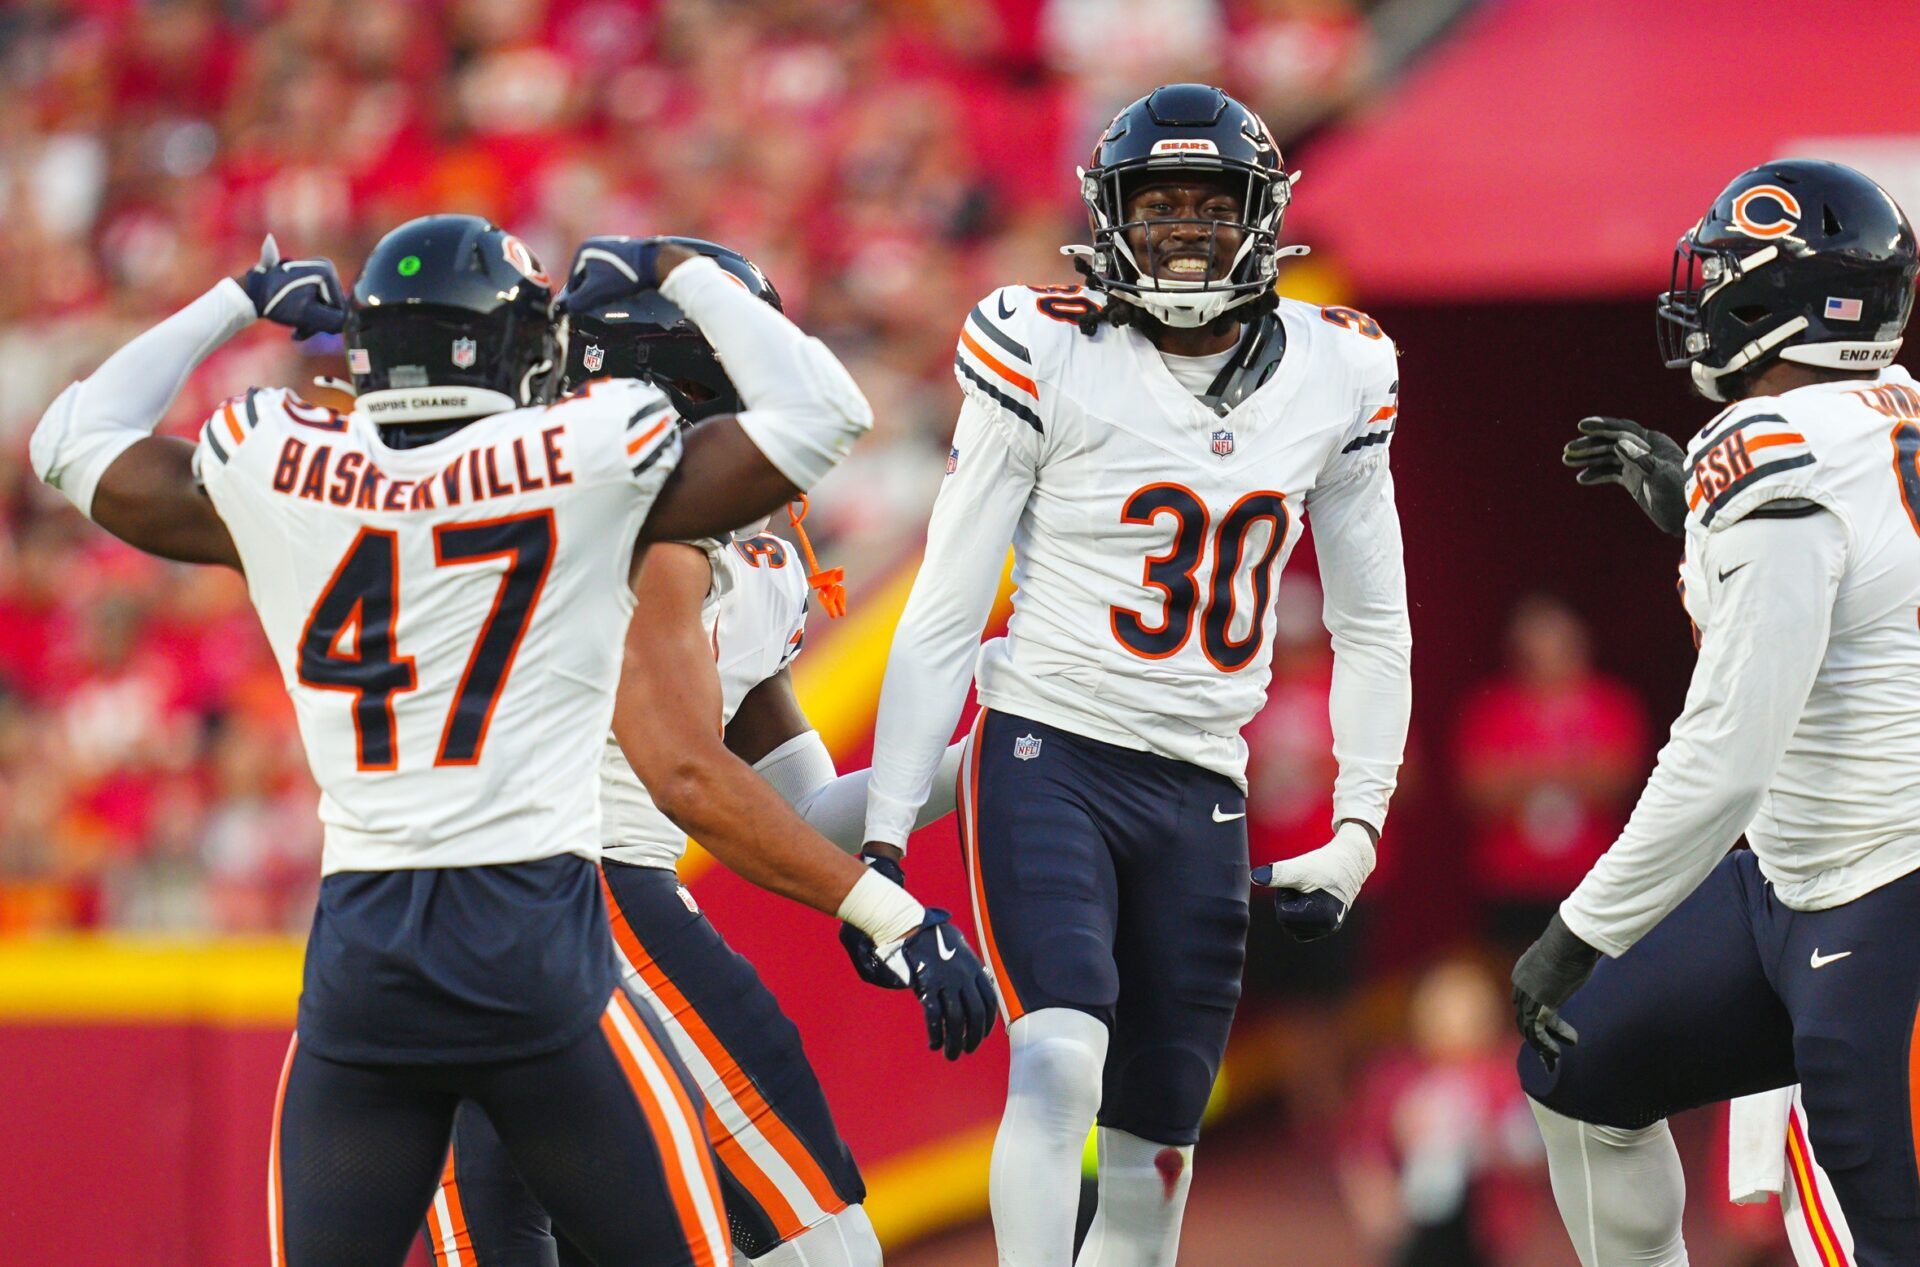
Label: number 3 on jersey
xmin=1110 ymin=484 xmax=1289 ymax=671
xmin=298 ymin=511 xmax=555 ymax=770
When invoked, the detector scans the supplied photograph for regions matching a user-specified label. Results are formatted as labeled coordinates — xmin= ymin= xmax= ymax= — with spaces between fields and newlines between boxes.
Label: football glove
xmin=1252 ymin=820 xmax=1375 ymax=943
xmin=1562 ymin=416 xmax=1689 ymax=537
xmin=1512 ymin=912 xmax=1602 ymax=1072
xmin=236 ymin=235 xmax=346 ymax=339
xmin=879 ymin=908 xmax=997 ymax=1061
xmin=558 ymin=235 xmax=672 ymax=317
xmin=839 ymin=852 xmax=910 ymax=990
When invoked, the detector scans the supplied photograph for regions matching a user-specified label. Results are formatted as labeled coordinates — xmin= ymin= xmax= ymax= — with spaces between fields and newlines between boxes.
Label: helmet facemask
xmin=1081 ymin=160 xmax=1294 ymax=329
xmin=1657 ymin=234 xmax=1808 ymax=403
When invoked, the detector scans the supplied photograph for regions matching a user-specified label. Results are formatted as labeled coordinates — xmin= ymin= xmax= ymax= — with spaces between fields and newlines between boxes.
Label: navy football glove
xmin=1563 ymin=416 xmax=1689 ymax=537
xmin=885 ymin=909 xmax=997 ymax=1061
xmin=1512 ymin=912 xmax=1602 ymax=1072
xmin=1252 ymin=821 xmax=1375 ymax=943
xmin=559 ymin=235 xmax=673 ymax=317
xmin=839 ymin=853 xmax=910 ymax=990
xmin=236 ymin=235 xmax=346 ymax=339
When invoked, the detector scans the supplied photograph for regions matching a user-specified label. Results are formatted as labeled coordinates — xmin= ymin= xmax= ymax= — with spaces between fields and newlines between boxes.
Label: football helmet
xmin=345 ymin=214 xmax=554 ymax=427
xmin=1071 ymin=83 xmax=1299 ymax=329
xmin=1658 ymin=160 xmax=1918 ymax=402
xmin=547 ymin=236 xmax=781 ymax=420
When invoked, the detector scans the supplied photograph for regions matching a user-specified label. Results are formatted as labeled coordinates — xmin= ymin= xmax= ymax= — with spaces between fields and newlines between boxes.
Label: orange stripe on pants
xmin=603 ymin=874 xmax=845 ymax=1237
xmin=427 ymin=1149 xmax=476 ymax=1266
xmin=959 ymin=711 xmax=1024 ymax=1023
xmin=267 ymin=1033 xmax=298 ymax=1267
xmin=600 ymin=992 xmax=728 ymax=1267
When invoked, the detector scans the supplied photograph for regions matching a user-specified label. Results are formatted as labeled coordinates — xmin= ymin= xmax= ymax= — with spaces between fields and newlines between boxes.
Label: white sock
xmin=990 ymin=1008 xmax=1109 ymax=1266
xmin=1530 ymin=1098 xmax=1689 ymax=1266
xmin=1075 ymin=1128 xmax=1192 ymax=1267
xmin=746 ymin=1204 xmax=883 ymax=1267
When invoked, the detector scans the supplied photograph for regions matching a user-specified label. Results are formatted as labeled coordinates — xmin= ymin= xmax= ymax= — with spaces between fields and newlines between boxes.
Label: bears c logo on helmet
xmin=1730 ymin=184 xmax=1803 ymax=239
xmin=500 ymin=235 xmax=551 ymax=287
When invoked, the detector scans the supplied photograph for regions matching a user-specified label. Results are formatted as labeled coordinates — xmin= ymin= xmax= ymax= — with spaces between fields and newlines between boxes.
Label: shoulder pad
xmin=1684 ymin=402 xmax=1821 ymax=529
xmin=955 ymin=287 xmax=1059 ymax=434
xmin=199 ymin=386 xmax=302 ymax=467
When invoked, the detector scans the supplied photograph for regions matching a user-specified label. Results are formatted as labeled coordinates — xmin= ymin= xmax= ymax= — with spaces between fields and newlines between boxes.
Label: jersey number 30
xmin=297 ymin=511 xmax=556 ymax=770
xmin=1110 ymin=484 xmax=1289 ymax=671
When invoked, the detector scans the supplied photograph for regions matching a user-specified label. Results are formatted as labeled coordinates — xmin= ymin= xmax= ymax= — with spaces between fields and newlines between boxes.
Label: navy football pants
xmin=1522 ymin=851 xmax=1920 ymax=1261
xmin=959 ymin=709 xmax=1250 ymax=1146
xmin=272 ymin=990 xmax=728 ymax=1267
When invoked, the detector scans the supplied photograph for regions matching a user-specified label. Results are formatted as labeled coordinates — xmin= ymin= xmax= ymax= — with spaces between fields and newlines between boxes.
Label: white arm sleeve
xmin=1560 ymin=509 xmax=1847 ymax=957
xmin=755 ymin=732 xmax=967 ymax=852
xmin=30 ymin=278 xmax=256 ymax=517
xmin=1304 ymin=454 xmax=1412 ymax=834
xmin=659 ymin=257 xmax=873 ymax=490
xmin=864 ymin=396 xmax=1036 ymax=847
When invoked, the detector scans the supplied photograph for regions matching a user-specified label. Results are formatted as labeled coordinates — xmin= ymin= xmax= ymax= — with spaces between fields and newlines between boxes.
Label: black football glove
xmin=559 ymin=235 xmax=673 ymax=317
xmin=1562 ymin=416 xmax=1689 ymax=537
xmin=839 ymin=852 xmax=910 ymax=989
xmin=888 ymin=908 xmax=998 ymax=1061
xmin=1512 ymin=912 xmax=1602 ymax=1072
xmin=236 ymin=235 xmax=346 ymax=339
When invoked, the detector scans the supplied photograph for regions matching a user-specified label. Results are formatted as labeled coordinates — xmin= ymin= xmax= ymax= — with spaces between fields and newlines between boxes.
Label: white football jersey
xmin=1677 ymin=365 xmax=1920 ymax=907
xmin=959 ymin=286 xmax=1400 ymax=784
xmin=600 ymin=533 xmax=811 ymax=869
xmin=194 ymin=378 xmax=681 ymax=874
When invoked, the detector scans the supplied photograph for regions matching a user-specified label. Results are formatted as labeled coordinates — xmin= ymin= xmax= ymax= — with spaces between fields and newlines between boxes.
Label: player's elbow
xmin=630 ymin=743 xmax=728 ymax=832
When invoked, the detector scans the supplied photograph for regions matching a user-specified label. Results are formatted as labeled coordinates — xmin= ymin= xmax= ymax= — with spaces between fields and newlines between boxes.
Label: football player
xmin=29 ymin=217 xmax=989 ymax=1267
xmin=423 ymin=239 xmax=978 ymax=1267
xmin=1514 ymin=160 xmax=1920 ymax=1264
xmin=856 ymin=84 xmax=1412 ymax=1264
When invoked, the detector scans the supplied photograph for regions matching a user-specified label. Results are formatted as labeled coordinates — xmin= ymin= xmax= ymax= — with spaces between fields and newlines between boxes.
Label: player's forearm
xmin=643 ymin=741 xmax=869 ymax=914
xmin=756 ymin=732 xmax=966 ymax=852
xmin=1561 ymin=513 xmax=1844 ymax=955
xmin=1314 ymin=464 xmax=1413 ymax=832
xmin=660 ymin=257 xmax=872 ymax=490
xmin=31 ymin=278 xmax=256 ymax=517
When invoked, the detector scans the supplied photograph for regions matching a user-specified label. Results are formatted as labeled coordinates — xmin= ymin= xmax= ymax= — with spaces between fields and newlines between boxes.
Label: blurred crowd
xmin=0 ymin=3 xmax=1806 ymax=1261
xmin=0 ymin=0 xmax=1384 ymax=935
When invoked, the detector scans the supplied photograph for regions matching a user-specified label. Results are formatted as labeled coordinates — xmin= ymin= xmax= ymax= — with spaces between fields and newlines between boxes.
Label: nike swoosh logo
xmin=1719 ymin=561 xmax=1751 ymax=583
xmin=934 ymin=928 xmax=956 ymax=961
xmin=1212 ymin=805 xmax=1246 ymax=822
xmin=996 ymin=294 xmax=1017 ymax=320
xmin=1810 ymin=949 xmax=1852 ymax=969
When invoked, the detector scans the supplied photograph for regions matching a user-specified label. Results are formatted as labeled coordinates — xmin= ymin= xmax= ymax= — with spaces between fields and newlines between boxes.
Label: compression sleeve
xmin=660 ymin=257 xmax=872 ymax=490
xmin=31 ymin=278 xmax=256 ymax=516
xmin=1559 ymin=509 xmax=1847 ymax=956
xmin=1304 ymin=453 xmax=1412 ymax=835
xmin=863 ymin=396 xmax=1036 ymax=847
xmin=755 ymin=732 xmax=966 ymax=852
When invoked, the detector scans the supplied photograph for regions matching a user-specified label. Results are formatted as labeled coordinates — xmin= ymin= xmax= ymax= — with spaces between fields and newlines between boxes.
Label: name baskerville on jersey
xmin=267 ymin=427 xmax=573 ymax=511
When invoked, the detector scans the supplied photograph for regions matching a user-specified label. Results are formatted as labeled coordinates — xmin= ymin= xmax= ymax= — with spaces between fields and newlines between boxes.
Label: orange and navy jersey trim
xmin=956 ymin=297 xmax=1041 ymax=433
xmin=1342 ymin=384 xmax=1400 ymax=455
xmin=958 ymin=711 xmax=1024 ymax=1025
xmin=201 ymin=388 xmax=269 ymax=466
xmin=1684 ymin=411 xmax=1815 ymax=526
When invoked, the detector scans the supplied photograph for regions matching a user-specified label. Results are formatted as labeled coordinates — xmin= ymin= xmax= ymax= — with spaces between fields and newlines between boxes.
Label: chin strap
xmin=787 ymin=495 xmax=846 ymax=618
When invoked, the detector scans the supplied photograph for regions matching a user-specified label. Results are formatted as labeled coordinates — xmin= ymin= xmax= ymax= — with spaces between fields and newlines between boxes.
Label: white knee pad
xmin=745 ymin=1204 xmax=882 ymax=1267
xmin=1530 ymin=1098 xmax=1689 ymax=1267
xmin=991 ymin=1008 xmax=1110 ymax=1265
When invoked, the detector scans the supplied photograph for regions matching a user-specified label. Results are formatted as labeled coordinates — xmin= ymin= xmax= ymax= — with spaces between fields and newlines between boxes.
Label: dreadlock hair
xmin=1068 ymin=254 xmax=1281 ymax=339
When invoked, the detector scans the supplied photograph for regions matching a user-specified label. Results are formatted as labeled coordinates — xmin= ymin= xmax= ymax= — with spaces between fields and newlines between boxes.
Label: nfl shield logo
xmin=1211 ymin=429 xmax=1235 ymax=457
xmin=451 ymin=337 xmax=477 ymax=369
xmin=1013 ymin=734 xmax=1042 ymax=761
xmin=945 ymin=446 xmax=959 ymax=475
xmin=583 ymin=343 xmax=605 ymax=372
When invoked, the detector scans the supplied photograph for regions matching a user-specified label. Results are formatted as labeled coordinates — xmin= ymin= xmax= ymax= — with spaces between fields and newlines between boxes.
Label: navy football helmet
xmin=345 ymin=214 xmax=554 ymax=425
xmin=547 ymin=237 xmax=781 ymax=420
xmin=1658 ymin=160 xmax=1918 ymax=402
xmin=1071 ymin=83 xmax=1299 ymax=329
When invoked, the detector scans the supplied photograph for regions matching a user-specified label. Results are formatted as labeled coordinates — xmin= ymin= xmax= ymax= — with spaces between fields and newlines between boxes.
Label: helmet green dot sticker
xmin=397 ymin=255 xmax=421 ymax=277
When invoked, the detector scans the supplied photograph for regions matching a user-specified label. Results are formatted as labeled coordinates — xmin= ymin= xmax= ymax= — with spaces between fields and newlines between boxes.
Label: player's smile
xmin=1123 ymin=179 xmax=1245 ymax=283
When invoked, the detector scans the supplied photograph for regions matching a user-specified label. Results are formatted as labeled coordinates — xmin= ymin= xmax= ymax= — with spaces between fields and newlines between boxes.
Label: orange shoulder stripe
xmin=959 ymin=326 xmax=1037 ymax=399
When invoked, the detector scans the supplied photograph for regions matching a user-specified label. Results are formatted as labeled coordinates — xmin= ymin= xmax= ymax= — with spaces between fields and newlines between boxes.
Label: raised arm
xmin=32 ymin=239 xmax=346 ymax=566
xmin=557 ymin=241 xmax=874 ymax=543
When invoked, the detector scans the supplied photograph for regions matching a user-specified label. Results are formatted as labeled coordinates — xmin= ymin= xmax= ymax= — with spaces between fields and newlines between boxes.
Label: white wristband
xmin=836 ymin=867 xmax=925 ymax=952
